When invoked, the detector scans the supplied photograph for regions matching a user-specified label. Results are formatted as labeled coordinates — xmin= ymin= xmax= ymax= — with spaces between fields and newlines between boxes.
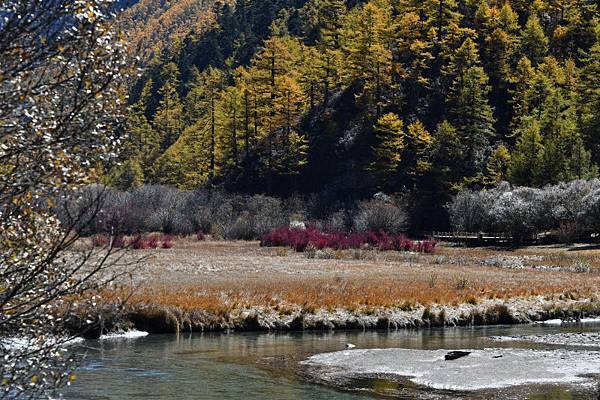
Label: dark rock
xmin=444 ymin=351 xmax=471 ymax=361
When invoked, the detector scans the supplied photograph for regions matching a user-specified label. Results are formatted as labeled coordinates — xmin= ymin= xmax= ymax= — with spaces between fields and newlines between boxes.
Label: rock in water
xmin=346 ymin=343 xmax=356 ymax=349
xmin=444 ymin=351 xmax=471 ymax=361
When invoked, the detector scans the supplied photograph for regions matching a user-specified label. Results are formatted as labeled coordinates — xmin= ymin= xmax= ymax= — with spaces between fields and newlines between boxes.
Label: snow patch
xmin=534 ymin=317 xmax=600 ymax=325
xmin=491 ymin=332 xmax=600 ymax=347
xmin=99 ymin=330 xmax=149 ymax=340
xmin=302 ymin=347 xmax=600 ymax=391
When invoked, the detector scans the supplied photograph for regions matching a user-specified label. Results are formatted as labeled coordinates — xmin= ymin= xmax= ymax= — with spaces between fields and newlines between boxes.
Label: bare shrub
xmin=353 ymin=197 xmax=408 ymax=234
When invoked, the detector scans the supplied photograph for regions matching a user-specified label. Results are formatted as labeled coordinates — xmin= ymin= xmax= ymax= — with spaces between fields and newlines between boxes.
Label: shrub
xmin=353 ymin=197 xmax=408 ymax=234
xmin=161 ymin=235 xmax=173 ymax=249
xmin=449 ymin=179 xmax=600 ymax=242
xmin=112 ymin=235 xmax=126 ymax=248
xmin=260 ymin=226 xmax=435 ymax=253
xmin=146 ymin=235 xmax=159 ymax=248
xmin=196 ymin=231 xmax=205 ymax=241
xmin=130 ymin=234 xmax=147 ymax=250
xmin=91 ymin=234 xmax=109 ymax=247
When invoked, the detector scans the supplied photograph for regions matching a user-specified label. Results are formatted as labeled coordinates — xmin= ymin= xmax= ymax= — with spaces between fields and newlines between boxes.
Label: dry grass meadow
xmin=103 ymin=238 xmax=600 ymax=316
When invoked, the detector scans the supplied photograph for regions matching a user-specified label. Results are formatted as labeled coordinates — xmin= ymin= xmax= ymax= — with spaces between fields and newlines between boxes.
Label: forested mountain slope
xmin=120 ymin=0 xmax=227 ymax=60
xmin=108 ymin=0 xmax=600 ymax=229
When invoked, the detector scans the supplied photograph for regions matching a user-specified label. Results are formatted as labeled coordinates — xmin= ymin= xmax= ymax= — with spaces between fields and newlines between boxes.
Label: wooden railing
xmin=431 ymin=231 xmax=513 ymax=244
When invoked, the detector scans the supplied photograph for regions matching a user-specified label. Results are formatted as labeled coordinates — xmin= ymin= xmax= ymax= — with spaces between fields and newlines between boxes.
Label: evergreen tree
xmin=342 ymin=0 xmax=393 ymax=114
xmin=581 ymin=41 xmax=600 ymax=163
xmin=509 ymin=116 xmax=545 ymax=186
xmin=107 ymin=159 xmax=145 ymax=191
xmin=431 ymin=120 xmax=463 ymax=189
xmin=153 ymin=63 xmax=184 ymax=150
xmin=485 ymin=144 xmax=511 ymax=184
xmin=509 ymin=56 xmax=536 ymax=132
xmin=370 ymin=112 xmax=405 ymax=184
xmin=217 ymin=85 xmax=244 ymax=169
xmin=520 ymin=14 xmax=549 ymax=65
xmin=402 ymin=120 xmax=434 ymax=186
xmin=447 ymin=38 xmax=496 ymax=176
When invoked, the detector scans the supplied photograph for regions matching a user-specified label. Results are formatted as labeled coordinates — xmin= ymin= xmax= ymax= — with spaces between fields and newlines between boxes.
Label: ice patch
xmin=302 ymin=348 xmax=600 ymax=391
xmin=1 ymin=330 xmax=148 ymax=351
xmin=1 ymin=336 xmax=84 ymax=351
xmin=534 ymin=318 xmax=600 ymax=325
xmin=491 ymin=332 xmax=600 ymax=347
xmin=99 ymin=330 xmax=148 ymax=340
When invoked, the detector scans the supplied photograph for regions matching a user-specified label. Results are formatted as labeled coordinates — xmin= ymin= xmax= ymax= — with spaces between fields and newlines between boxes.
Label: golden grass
xmin=99 ymin=239 xmax=600 ymax=314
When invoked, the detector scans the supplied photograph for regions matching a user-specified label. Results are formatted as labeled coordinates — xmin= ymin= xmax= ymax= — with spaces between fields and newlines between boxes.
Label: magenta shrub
xmin=161 ymin=234 xmax=174 ymax=249
xmin=112 ymin=235 xmax=126 ymax=248
xmin=146 ymin=235 xmax=159 ymax=248
xmin=91 ymin=234 xmax=109 ymax=247
xmin=130 ymin=234 xmax=146 ymax=250
xmin=260 ymin=227 xmax=436 ymax=253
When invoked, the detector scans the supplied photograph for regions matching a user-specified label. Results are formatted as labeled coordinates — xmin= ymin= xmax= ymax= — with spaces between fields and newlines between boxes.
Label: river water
xmin=63 ymin=323 xmax=600 ymax=400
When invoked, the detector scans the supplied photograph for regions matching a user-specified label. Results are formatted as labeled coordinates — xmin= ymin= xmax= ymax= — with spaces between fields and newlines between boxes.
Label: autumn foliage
xmin=260 ymin=226 xmax=436 ymax=253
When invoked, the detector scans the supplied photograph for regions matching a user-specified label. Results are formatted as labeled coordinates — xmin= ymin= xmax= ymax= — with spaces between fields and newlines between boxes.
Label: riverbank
xmin=87 ymin=239 xmax=600 ymax=335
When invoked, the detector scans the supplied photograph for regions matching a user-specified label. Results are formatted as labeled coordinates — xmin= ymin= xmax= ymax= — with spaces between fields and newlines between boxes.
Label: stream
xmin=63 ymin=323 xmax=600 ymax=399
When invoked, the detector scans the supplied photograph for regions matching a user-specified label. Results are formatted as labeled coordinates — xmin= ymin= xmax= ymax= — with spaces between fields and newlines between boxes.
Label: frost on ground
xmin=492 ymin=331 xmax=600 ymax=347
xmin=302 ymin=348 xmax=600 ymax=391
xmin=1 ymin=330 xmax=148 ymax=352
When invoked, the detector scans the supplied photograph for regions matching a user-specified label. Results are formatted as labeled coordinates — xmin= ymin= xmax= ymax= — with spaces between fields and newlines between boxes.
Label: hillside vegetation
xmin=108 ymin=0 xmax=600 ymax=230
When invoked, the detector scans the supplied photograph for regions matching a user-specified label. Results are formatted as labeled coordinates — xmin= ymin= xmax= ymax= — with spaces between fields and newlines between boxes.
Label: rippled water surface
xmin=64 ymin=323 xmax=600 ymax=399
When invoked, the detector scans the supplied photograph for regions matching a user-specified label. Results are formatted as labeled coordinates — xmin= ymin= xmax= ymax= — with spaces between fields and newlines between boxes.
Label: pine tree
xmin=447 ymin=38 xmax=496 ymax=176
xmin=431 ymin=120 xmax=463 ymax=189
xmin=107 ymin=159 xmax=145 ymax=190
xmin=342 ymin=0 xmax=393 ymax=114
xmin=183 ymin=66 xmax=225 ymax=178
xmin=153 ymin=63 xmax=184 ymax=150
xmin=509 ymin=116 xmax=545 ymax=186
xmin=404 ymin=120 xmax=434 ymax=181
xmin=217 ymin=85 xmax=244 ymax=170
xmin=581 ymin=41 xmax=600 ymax=163
xmin=509 ymin=56 xmax=536 ymax=131
xmin=521 ymin=14 xmax=549 ymax=65
xmin=370 ymin=112 xmax=405 ymax=183
xmin=316 ymin=0 xmax=347 ymax=99
xmin=485 ymin=144 xmax=511 ymax=184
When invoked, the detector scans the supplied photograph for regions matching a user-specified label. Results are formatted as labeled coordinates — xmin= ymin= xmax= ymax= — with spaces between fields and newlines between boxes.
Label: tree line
xmin=107 ymin=0 xmax=600 ymax=228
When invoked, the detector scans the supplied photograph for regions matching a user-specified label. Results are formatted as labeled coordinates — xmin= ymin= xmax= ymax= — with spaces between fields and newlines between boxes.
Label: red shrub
xmin=260 ymin=226 xmax=436 ymax=254
xmin=394 ymin=234 xmax=414 ymax=252
xmin=91 ymin=234 xmax=109 ymax=248
xmin=130 ymin=234 xmax=147 ymax=250
xmin=418 ymin=238 xmax=437 ymax=254
xmin=161 ymin=234 xmax=173 ymax=249
xmin=146 ymin=235 xmax=159 ymax=249
xmin=112 ymin=235 xmax=126 ymax=248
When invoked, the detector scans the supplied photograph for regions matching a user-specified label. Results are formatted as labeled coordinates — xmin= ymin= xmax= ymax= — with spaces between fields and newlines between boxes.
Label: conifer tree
xmin=581 ymin=41 xmax=600 ymax=162
xmin=509 ymin=56 xmax=536 ymax=131
xmin=431 ymin=120 xmax=463 ymax=189
xmin=218 ymin=85 xmax=244 ymax=169
xmin=485 ymin=144 xmax=511 ymax=184
xmin=316 ymin=0 xmax=347 ymax=100
xmin=370 ymin=112 xmax=405 ymax=183
xmin=447 ymin=38 xmax=496 ymax=176
xmin=153 ymin=63 xmax=184 ymax=150
xmin=403 ymin=120 xmax=434 ymax=185
xmin=183 ymin=66 xmax=225 ymax=178
xmin=342 ymin=1 xmax=393 ymax=114
xmin=521 ymin=14 xmax=549 ymax=65
xmin=509 ymin=116 xmax=545 ymax=186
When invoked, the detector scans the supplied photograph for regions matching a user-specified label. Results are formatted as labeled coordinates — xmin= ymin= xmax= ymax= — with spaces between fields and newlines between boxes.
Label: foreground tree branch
xmin=0 ymin=1 xmax=132 ymax=398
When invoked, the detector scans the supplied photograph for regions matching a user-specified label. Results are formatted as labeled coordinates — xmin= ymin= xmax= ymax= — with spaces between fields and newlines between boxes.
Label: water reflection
xmin=64 ymin=323 xmax=600 ymax=400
